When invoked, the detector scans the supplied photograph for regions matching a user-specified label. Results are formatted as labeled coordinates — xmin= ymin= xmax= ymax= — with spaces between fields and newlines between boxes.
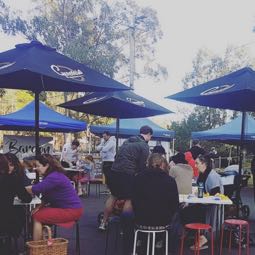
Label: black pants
xmin=102 ymin=161 xmax=113 ymax=186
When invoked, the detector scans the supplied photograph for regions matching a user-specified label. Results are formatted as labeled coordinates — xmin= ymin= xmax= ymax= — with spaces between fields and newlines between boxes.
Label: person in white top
xmin=96 ymin=131 xmax=116 ymax=186
xmin=60 ymin=140 xmax=80 ymax=167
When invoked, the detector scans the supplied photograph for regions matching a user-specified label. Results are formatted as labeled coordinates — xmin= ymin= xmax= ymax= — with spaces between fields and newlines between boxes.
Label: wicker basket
xmin=26 ymin=225 xmax=68 ymax=255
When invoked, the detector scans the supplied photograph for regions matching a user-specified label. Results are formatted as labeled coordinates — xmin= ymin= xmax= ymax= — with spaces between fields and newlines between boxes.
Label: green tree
xmin=0 ymin=0 xmax=167 ymax=131
xmin=0 ymin=0 xmax=166 ymax=81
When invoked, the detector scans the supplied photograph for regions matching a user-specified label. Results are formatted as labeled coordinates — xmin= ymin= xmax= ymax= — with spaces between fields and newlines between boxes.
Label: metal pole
xmin=129 ymin=19 xmax=135 ymax=89
xmin=64 ymin=92 xmax=69 ymax=143
xmin=35 ymin=91 xmax=40 ymax=183
xmin=116 ymin=118 xmax=120 ymax=152
xmin=35 ymin=91 xmax=40 ymax=156
xmin=172 ymin=138 xmax=175 ymax=155
xmin=237 ymin=111 xmax=246 ymax=217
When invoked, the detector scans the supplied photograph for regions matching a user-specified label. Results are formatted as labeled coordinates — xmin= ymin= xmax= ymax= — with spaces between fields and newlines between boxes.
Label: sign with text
xmin=3 ymin=135 xmax=53 ymax=159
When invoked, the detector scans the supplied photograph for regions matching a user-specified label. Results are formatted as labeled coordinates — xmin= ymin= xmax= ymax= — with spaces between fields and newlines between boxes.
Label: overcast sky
xmin=1 ymin=0 xmax=255 ymax=124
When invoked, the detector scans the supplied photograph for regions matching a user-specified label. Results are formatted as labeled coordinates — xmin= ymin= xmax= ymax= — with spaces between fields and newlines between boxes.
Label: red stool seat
xmin=220 ymin=219 xmax=250 ymax=255
xmin=224 ymin=219 xmax=249 ymax=226
xmin=185 ymin=223 xmax=212 ymax=231
xmin=180 ymin=223 xmax=214 ymax=255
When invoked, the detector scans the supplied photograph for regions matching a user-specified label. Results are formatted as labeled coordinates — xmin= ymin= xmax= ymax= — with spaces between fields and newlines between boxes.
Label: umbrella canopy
xmin=192 ymin=115 xmax=255 ymax=143
xmin=0 ymin=41 xmax=129 ymax=159
xmin=166 ymin=66 xmax=255 ymax=215
xmin=167 ymin=67 xmax=255 ymax=111
xmin=0 ymin=41 xmax=129 ymax=92
xmin=59 ymin=90 xmax=172 ymax=118
xmin=90 ymin=118 xmax=174 ymax=142
xmin=0 ymin=100 xmax=86 ymax=132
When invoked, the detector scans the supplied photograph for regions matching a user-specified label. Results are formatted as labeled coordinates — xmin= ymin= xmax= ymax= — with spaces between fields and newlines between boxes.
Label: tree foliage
xmin=0 ymin=0 xmax=166 ymax=82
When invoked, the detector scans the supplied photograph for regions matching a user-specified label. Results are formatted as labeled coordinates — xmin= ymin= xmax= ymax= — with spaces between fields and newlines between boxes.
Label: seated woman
xmin=5 ymin=152 xmax=32 ymax=186
xmin=169 ymin=152 xmax=193 ymax=194
xmin=25 ymin=154 xmax=83 ymax=241
xmin=132 ymin=153 xmax=179 ymax=254
xmin=181 ymin=154 xmax=224 ymax=250
xmin=0 ymin=154 xmax=32 ymax=238
xmin=4 ymin=153 xmax=33 ymax=237
xmin=133 ymin=153 xmax=179 ymax=226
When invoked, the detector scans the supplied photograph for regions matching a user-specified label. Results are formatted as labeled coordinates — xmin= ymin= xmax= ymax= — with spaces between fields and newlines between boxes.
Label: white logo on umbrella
xmin=200 ymin=84 xmax=234 ymax=95
xmin=82 ymin=96 xmax=107 ymax=104
xmin=126 ymin=97 xmax=145 ymax=106
xmin=0 ymin=62 xmax=15 ymax=70
xmin=51 ymin=65 xmax=85 ymax=81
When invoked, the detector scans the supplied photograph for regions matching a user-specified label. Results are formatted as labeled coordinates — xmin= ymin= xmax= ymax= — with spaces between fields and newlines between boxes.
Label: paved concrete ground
xmin=21 ymin=185 xmax=255 ymax=254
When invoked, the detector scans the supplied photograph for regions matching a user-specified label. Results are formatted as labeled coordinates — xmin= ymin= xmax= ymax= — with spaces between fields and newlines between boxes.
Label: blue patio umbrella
xmin=167 ymin=67 xmax=255 ymax=212
xmin=59 ymin=90 xmax=172 ymax=148
xmin=90 ymin=118 xmax=174 ymax=142
xmin=0 ymin=41 xmax=129 ymax=156
xmin=0 ymin=100 xmax=86 ymax=132
xmin=59 ymin=90 xmax=171 ymax=118
xmin=192 ymin=115 xmax=255 ymax=144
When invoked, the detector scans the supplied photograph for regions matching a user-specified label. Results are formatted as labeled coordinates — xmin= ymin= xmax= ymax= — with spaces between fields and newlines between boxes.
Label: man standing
xmin=96 ymin=131 xmax=116 ymax=185
xmin=189 ymin=140 xmax=206 ymax=160
xmin=60 ymin=139 xmax=80 ymax=167
xmin=98 ymin=125 xmax=153 ymax=231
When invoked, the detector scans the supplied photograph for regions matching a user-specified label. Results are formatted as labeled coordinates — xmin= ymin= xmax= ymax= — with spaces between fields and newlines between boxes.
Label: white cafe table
xmin=14 ymin=196 xmax=41 ymax=241
xmin=179 ymin=194 xmax=233 ymax=254
xmin=64 ymin=167 xmax=84 ymax=172
xmin=179 ymin=194 xmax=232 ymax=205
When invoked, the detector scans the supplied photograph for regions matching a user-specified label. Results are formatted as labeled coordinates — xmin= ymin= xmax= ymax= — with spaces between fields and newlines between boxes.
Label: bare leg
xmin=102 ymin=195 xmax=116 ymax=223
xmin=122 ymin=199 xmax=133 ymax=213
xmin=33 ymin=219 xmax=43 ymax=241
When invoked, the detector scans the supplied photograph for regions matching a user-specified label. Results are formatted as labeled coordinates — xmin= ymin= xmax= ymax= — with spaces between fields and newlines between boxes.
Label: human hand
xmin=25 ymin=185 xmax=33 ymax=195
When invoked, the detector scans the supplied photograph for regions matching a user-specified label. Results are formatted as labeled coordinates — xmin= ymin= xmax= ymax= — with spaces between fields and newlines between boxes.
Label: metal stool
xmin=132 ymin=225 xmax=169 ymax=255
xmin=53 ymin=220 xmax=80 ymax=255
xmin=180 ymin=223 xmax=214 ymax=255
xmin=105 ymin=216 xmax=121 ymax=255
xmin=220 ymin=219 xmax=250 ymax=255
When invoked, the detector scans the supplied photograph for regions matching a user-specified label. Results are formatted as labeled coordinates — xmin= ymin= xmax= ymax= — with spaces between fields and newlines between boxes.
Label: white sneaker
xmin=98 ymin=220 xmax=107 ymax=231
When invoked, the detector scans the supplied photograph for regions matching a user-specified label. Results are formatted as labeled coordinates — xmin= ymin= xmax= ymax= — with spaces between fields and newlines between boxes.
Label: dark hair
xmin=192 ymin=139 xmax=200 ymax=146
xmin=103 ymin=131 xmax=110 ymax=136
xmin=36 ymin=154 xmax=65 ymax=177
xmin=152 ymin=145 xmax=166 ymax=155
xmin=5 ymin=152 xmax=25 ymax=177
xmin=171 ymin=152 xmax=187 ymax=164
xmin=85 ymin=155 xmax=94 ymax=162
xmin=140 ymin=125 xmax=153 ymax=135
xmin=0 ymin=153 xmax=9 ymax=175
xmin=71 ymin=140 xmax=80 ymax=147
xmin=197 ymin=154 xmax=213 ymax=169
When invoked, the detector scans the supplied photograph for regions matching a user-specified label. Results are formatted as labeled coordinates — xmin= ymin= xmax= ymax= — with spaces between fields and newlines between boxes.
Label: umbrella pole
xmin=35 ymin=91 xmax=40 ymax=182
xmin=116 ymin=118 xmax=120 ymax=152
xmin=237 ymin=111 xmax=246 ymax=217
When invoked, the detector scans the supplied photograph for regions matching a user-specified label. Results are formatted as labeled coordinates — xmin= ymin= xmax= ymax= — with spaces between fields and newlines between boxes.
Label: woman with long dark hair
xmin=26 ymin=154 xmax=83 ymax=241
xmin=181 ymin=154 xmax=224 ymax=251
xmin=0 ymin=153 xmax=32 ymax=237
xmin=5 ymin=152 xmax=31 ymax=186
xmin=196 ymin=154 xmax=223 ymax=195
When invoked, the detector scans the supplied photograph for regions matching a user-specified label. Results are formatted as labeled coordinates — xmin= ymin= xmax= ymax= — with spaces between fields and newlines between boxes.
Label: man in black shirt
xmin=189 ymin=140 xmax=206 ymax=160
